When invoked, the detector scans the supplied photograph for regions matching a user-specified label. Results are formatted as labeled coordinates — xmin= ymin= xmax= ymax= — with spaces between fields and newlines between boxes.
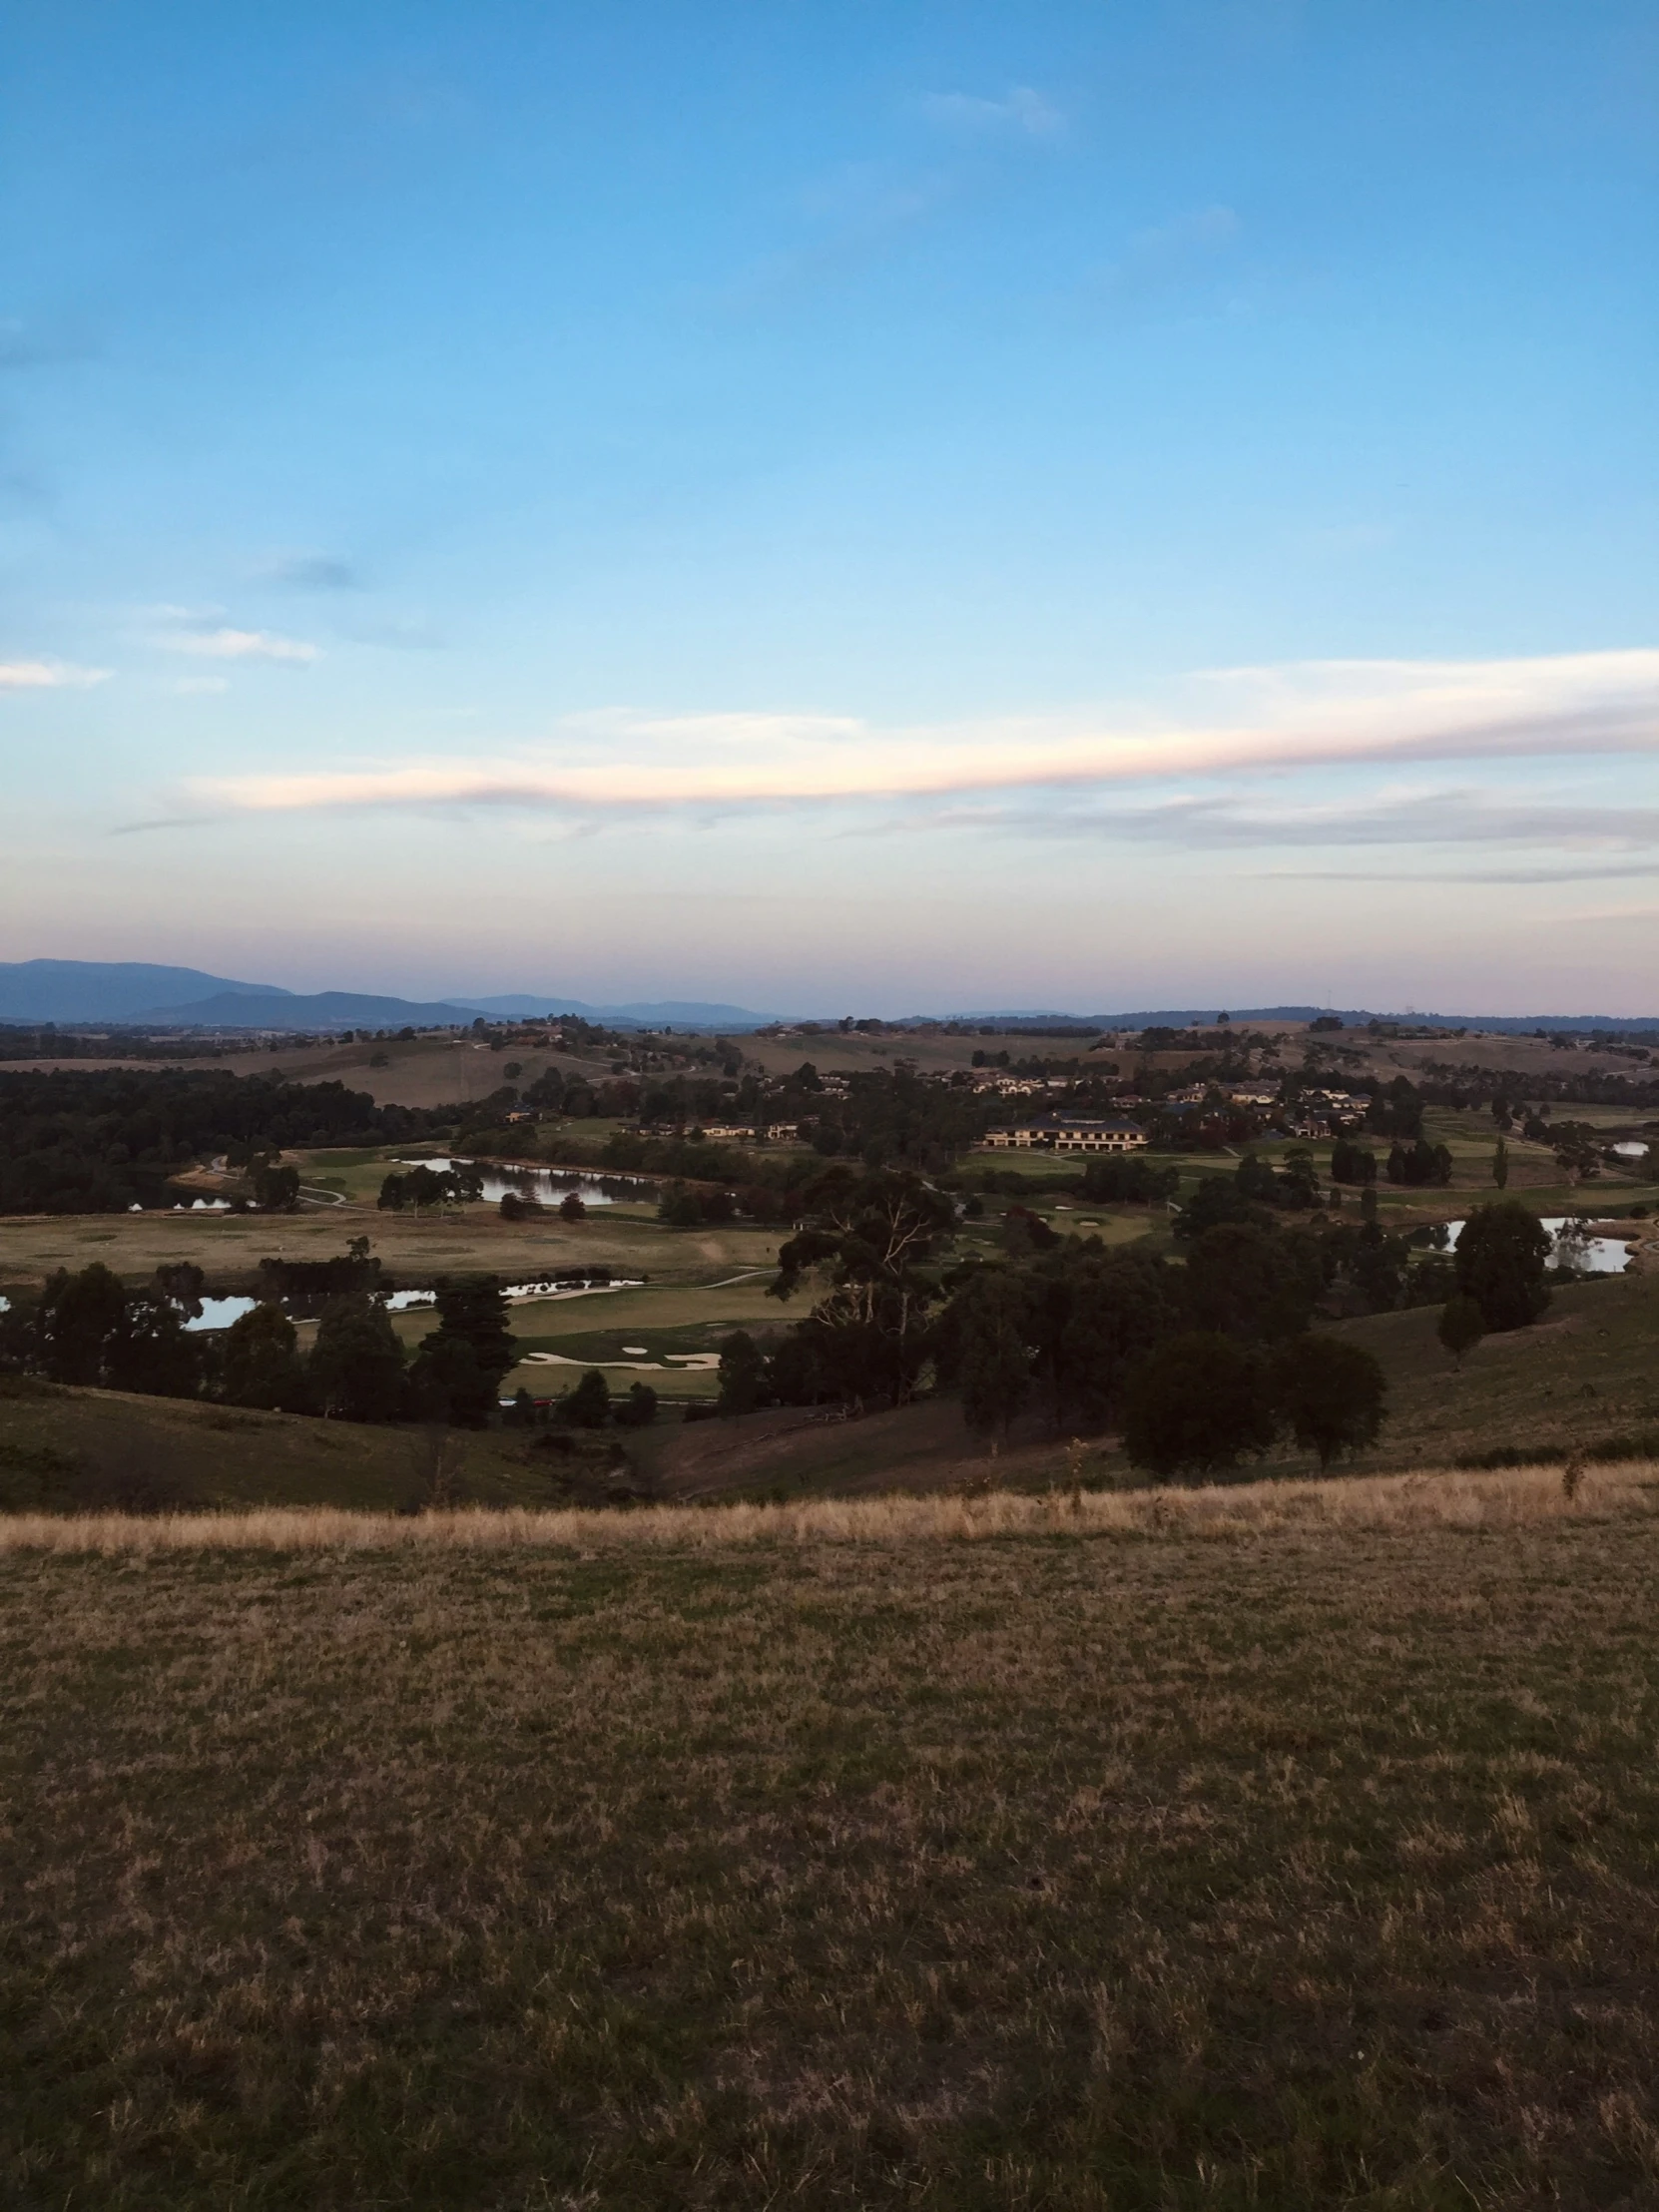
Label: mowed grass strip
xmin=4 ymin=1472 xmax=1659 ymax=2210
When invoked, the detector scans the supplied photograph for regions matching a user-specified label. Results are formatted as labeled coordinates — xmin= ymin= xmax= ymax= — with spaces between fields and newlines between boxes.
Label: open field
xmin=5 ymin=1465 xmax=1659 ymax=2209
xmin=0 ymin=1199 xmax=783 ymax=1302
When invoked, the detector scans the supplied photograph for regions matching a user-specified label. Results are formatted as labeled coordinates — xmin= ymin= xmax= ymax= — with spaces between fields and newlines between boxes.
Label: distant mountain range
xmin=963 ymin=1007 xmax=1659 ymax=1035
xmin=0 ymin=961 xmax=780 ymax=1032
xmin=0 ymin=963 xmax=1653 ymax=1037
xmin=462 ymin=994 xmax=782 ymax=1027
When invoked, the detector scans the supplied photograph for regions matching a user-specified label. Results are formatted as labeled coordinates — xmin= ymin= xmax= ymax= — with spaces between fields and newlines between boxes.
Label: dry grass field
xmin=4 ymin=1465 xmax=1659 ymax=2210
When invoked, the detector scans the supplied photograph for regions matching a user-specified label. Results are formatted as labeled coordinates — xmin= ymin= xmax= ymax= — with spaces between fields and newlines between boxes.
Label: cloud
xmin=718 ymin=165 xmax=956 ymax=304
xmin=171 ymin=651 xmax=1659 ymax=830
xmin=970 ymin=788 xmax=1659 ymax=851
xmin=919 ymin=87 xmax=1064 ymax=140
xmin=166 ymin=627 xmax=318 ymax=664
xmin=265 ymin=553 xmax=361 ymax=591
xmin=1263 ymin=861 xmax=1659 ymax=885
xmin=0 ymin=659 xmax=110 ymax=690
xmin=1092 ymin=205 xmax=1242 ymax=307
xmin=0 ymin=316 xmax=98 ymax=370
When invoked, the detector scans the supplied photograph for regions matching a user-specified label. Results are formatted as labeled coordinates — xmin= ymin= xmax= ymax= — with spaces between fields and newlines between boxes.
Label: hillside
xmin=5 ymin=1468 xmax=1659 ymax=2208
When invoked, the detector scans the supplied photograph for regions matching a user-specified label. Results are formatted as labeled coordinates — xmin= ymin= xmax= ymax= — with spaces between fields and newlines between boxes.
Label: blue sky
xmin=3 ymin=1 xmax=1656 ymax=1013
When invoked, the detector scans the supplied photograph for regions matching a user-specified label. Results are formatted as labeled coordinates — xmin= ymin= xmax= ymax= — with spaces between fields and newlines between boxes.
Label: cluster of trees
xmin=658 ymin=1182 xmax=739 ymax=1227
xmin=704 ymin=1164 xmax=1566 ymax=1479
xmin=1384 ymin=1138 xmax=1454 ymax=1187
xmin=796 ymin=1066 xmax=992 ymax=1173
xmin=0 ymin=1264 xmax=523 ymax=1428
xmin=0 ymin=1067 xmax=454 ymax=1214
xmin=1079 ymin=1157 xmax=1181 ymax=1205
xmin=500 ymin=1187 xmax=586 ymax=1222
xmin=378 ymin=1163 xmax=484 ymax=1210
xmin=0 ymin=1262 xmax=207 ymax=1397
xmin=507 ymin=1372 xmax=659 ymax=1429
xmin=1364 ymin=1077 xmax=1426 ymax=1140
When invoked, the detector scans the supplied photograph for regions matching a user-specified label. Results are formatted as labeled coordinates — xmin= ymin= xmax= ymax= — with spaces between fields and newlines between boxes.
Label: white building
xmin=982 ymin=1115 xmax=1148 ymax=1154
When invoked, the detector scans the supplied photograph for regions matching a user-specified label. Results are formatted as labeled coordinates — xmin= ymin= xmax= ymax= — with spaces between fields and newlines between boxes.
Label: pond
xmin=181 ymin=1275 xmax=649 ymax=1333
xmin=1433 ymin=1215 xmax=1640 ymax=1277
xmin=398 ymin=1158 xmax=656 ymax=1208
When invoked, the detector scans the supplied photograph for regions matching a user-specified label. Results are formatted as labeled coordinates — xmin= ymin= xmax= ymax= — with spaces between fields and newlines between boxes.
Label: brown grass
xmin=7 ymin=1460 xmax=1659 ymax=2208
xmin=0 ymin=1456 xmax=1649 ymax=1551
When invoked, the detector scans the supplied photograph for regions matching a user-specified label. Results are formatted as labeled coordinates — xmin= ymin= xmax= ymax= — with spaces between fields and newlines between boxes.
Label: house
xmin=982 ymin=1116 xmax=1148 ymax=1154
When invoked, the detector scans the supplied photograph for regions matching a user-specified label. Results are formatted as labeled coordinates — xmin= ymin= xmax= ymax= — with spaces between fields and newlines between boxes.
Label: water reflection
xmin=398 ymin=1157 xmax=655 ymax=1209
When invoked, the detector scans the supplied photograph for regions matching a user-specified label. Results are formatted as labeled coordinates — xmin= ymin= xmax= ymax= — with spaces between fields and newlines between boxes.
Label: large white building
xmin=982 ymin=1115 xmax=1148 ymax=1154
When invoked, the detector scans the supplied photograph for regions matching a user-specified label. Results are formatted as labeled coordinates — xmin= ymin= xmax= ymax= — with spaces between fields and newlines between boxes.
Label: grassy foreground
xmin=5 ymin=1470 xmax=1659 ymax=2210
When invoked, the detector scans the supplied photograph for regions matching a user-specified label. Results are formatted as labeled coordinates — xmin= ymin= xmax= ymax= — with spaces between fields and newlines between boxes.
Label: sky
xmin=2 ymin=0 xmax=1656 ymax=1016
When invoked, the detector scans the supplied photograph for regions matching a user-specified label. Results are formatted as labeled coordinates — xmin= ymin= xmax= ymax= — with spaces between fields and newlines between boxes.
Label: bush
xmin=557 ymin=1370 xmax=612 ymax=1428
xmin=615 ymin=1382 xmax=658 ymax=1428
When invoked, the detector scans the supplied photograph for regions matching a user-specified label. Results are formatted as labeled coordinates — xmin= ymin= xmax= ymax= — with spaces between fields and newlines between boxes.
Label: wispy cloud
xmin=1091 ymin=205 xmax=1243 ymax=308
xmin=0 ymin=659 xmax=110 ymax=690
xmin=167 ymin=626 xmax=318 ymax=664
xmin=919 ymin=87 xmax=1064 ymax=141
xmin=969 ymin=788 xmax=1659 ymax=851
xmin=718 ymin=164 xmax=956 ymax=304
xmin=170 ymin=651 xmax=1659 ymax=830
xmin=0 ymin=316 xmax=98 ymax=370
xmin=264 ymin=553 xmax=361 ymax=591
xmin=1263 ymin=861 xmax=1659 ymax=885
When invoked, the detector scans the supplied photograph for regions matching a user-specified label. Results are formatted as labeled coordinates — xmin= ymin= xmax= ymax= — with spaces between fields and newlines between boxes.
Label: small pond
xmin=181 ymin=1276 xmax=648 ymax=1333
xmin=398 ymin=1158 xmax=656 ymax=1208
xmin=1431 ymin=1215 xmax=1641 ymax=1277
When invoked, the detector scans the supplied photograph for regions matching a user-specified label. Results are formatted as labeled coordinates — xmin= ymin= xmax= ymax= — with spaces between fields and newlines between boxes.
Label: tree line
xmin=0 ymin=1068 xmax=459 ymax=1214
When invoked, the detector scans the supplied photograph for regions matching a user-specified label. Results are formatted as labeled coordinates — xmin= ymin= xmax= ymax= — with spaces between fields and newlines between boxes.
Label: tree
xmin=717 ymin=1331 xmax=770 ymax=1415
xmin=253 ymin=1161 xmax=300 ymax=1211
xmin=658 ymin=1183 xmax=704 ymax=1227
xmin=558 ymin=1370 xmax=612 ymax=1427
xmin=954 ymin=1271 xmax=1033 ymax=1440
xmin=223 ymin=1301 xmax=308 ymax=1409
xmin=1182 ymin=1222 xmax=1324 ymax=1343
xmin=35 ymin=1263 xmax=129 ymax=1385
xmin=309 ymin=1295 xmax=406 ymax=1420
xmin=559 ymin=1190 xmax=586 ymax=1223
xmin=1277 ymin=1148 xmax=1322 ymax=1209
xmin=406 ymin=1276 xmax=519 ymax=1426
xmin=1235 ymin=1152 xmax=1279 ymax=1204
xmin=1270 ymin=1335 xmax=1385 ymax=1470
xmin=1174 ymin=1174 xmax=1270 ymax=1242
xmin=1121 ymin=1334 xmax=1276 ymax=1478
xmin=615 ymin=1381 xmax=658 ymax=1427
xmin=1437 ymin=1295 xmax=1485 ymax=1370
xmin=1492 ymin=1139 xmax=1508 ymax=1191
xmin=770 ymin=1168 xmax=957 ymax=1409
xmin=499 ymin=1191 xmax=528 ymax=1221
xmin=1331 ymin=1139 xmax=1378 ymax=1186
xmin=1454 ymin=1201 xmax=1552 ymax=1332
xmin=107 ymin=1290 xmax=203 ymax=1399
xmin=1013 ymin=1245 xmax=1181 ymax=1429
